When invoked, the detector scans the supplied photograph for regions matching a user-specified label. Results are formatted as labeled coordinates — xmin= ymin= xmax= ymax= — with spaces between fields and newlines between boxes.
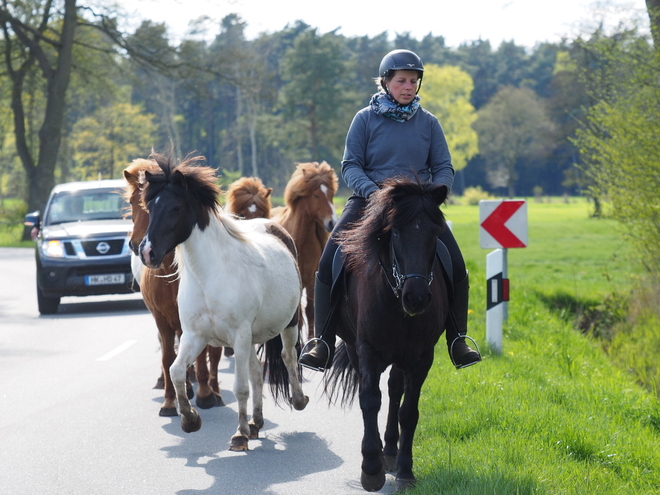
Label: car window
xmin=46 ymin=189 xmax=128 ymax=225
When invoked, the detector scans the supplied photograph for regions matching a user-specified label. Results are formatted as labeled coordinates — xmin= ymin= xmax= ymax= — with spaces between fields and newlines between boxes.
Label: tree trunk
xmin=2 ymin=0 xmax=77 ymax=238
xmin=646 ymin=0 xmax=660 ymax=48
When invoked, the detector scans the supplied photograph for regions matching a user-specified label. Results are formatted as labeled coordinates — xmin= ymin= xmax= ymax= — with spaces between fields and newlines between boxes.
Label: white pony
xmin=138 ymin=154 xmax=308 ymax=451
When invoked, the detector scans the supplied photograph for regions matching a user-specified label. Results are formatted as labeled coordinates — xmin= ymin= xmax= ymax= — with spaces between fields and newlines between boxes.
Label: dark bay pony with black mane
xmin=324 ymin=177 xmax=450 ymax=492
xmin=123 ymin=158 xmax=224 ymax=416
xmin=139 ymin=154 xmax=308 ymax=451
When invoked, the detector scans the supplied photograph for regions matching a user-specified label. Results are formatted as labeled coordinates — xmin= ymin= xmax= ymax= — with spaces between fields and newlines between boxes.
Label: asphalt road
xmin=0 ymin=247 xmax=397 ymax=495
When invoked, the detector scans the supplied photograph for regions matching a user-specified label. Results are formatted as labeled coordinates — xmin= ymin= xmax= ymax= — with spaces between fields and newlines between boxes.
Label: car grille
xmin=61 ymin=236 xmax=130 ymax=259
xmin=80 ymin=239 xmax=125 ymax=256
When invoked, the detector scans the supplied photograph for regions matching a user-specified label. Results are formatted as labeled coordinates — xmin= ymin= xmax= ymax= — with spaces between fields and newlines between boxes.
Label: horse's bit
xmin=380 ymin=236 xmax=434 ymax=298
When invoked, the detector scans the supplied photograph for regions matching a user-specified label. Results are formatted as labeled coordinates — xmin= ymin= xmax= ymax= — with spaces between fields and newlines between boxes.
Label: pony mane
xmin=283 ymin=161 xmax=338 ymax=206
xmin=122 ymin=158 xmax=159 ymax=204
xmin=338 ymin=177 xmax=446 ymax=277
xmin=226 ymin=176 xmax=272 ymax=218
xmin=144 ymin=152 xmax=221 ymax=231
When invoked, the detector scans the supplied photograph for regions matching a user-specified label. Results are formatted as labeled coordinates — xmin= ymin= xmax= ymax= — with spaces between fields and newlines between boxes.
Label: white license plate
xmin=85 ymin=273 xmax=125 ymax=286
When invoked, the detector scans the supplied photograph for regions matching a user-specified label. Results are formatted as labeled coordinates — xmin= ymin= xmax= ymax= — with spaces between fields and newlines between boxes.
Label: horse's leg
xmin=153 ymin=314 xmax=178 ymax=417
xmin=280 ymin=324 xmax=309 ymax=410
xmin=208 ymin=345 xmax=223 ymax=397
xmin=229 ymin=329 xmax=253 ymax=451
xmin=247 ymin=346 xmax=264 ymax=439
xmin=170 ymin=332 xmax=207 ymax=433
xmin=358 ymin=349 xmax=386 ymax=492
xmin=383 ymin=366 xmax=404 ymax=472
xmin=304 ymin=281 xmax=315 ymax=341
xmin=395 ymin=349 xmax=434 ymax=492
xmin=194 ymin=346 xmax=224 ymax=409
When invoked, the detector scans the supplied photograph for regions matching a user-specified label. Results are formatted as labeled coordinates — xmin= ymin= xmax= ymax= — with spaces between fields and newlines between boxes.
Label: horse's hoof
xmin=394 ymin=477 xmax=416 ymax=493
xmin=360 ymin=467 xmax=386 ymax=492
xmin=293 ymin=395 xmax=309 ymax=411
xmin=224 ymin=347 xmax=234 ymax=357
xmin=154 ymin=376 xmax=165 ymax=389
xmin=159 ymin=406 xmax=178 ymax=417
xmin=181 ymin=409 xmax=202 ymax=433
xmin=229 ymin=435 xmax=249 ymax=451
xmin=196 ymin=392 xmax=225 ymax=409
xmin=248 ymin=423 xmax=260 ymax=440
xmin=383 ymin=454 xmax=397 ymax=473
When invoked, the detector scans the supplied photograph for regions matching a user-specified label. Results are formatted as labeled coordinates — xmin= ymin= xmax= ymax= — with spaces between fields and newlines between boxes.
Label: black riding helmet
xmin=378 ymin=49 xmax=424 ymax=93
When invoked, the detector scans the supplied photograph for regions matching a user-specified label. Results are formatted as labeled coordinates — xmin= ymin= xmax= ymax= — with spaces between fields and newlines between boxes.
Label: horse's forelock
xmin=284 ymin=161 xmax=338 ymax=204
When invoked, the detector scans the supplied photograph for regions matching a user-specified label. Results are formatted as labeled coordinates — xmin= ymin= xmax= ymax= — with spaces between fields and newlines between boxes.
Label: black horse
xmin=324 ymin=177 xmax=450 ymax=492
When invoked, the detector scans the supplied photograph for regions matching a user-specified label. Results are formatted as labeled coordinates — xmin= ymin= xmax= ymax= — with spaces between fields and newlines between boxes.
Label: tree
xmin=278 ymin=28 xmax=360 ymax=165
xmin=69 ymin=99 xmax=157 ymax=180
xmin=573 ymin=28 xmax=660 ymax=276
xmin=1 ymin=0 xmax=77 ymax=229
xmin=473 ymin=86 xmax=557 ymax=197
xmin=420 ymin=64 xmax=478 ymax=173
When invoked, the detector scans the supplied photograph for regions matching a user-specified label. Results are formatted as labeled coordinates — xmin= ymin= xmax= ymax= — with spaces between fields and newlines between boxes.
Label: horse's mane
xmin=144 ymin=152 xmax=221 ymax=232
xmin=283 ymin=161 xmax=338 ymax=206
xmin=122 ymin=158 xmax=159 ymax=203
xmin=337 ymin=177 xmax=447 ymax=277
xmin=226 ymin=176 xmax=272 ymax=217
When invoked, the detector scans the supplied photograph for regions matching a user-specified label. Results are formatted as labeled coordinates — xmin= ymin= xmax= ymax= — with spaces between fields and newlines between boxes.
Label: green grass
xmin=402 ymin=197 xmax=660 ymax=494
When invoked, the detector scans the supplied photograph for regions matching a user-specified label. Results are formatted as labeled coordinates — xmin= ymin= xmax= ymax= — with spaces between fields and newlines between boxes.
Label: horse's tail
xmin=323 ymin=341 xmax=359 ymax=407
xmin=262 ymin=334 xmax=300 ymax=407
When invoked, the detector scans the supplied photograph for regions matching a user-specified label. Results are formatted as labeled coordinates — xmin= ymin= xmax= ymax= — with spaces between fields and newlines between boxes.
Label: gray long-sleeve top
xmin=340 ymin=105 xmax=455 ymax=198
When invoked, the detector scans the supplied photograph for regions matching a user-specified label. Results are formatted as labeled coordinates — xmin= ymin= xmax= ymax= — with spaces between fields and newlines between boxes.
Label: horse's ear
xmin=434 ymin=185 xmax=449 ymax=206
xmin=123 ymin=169 xmax=134 ymax=182
xmin=171 ymin=169 xmax=187 ymax=188
xmin=144 ymin=170 xmax=155 ymax=183
xmin=265 ymin=188 xmax=272 ymax=198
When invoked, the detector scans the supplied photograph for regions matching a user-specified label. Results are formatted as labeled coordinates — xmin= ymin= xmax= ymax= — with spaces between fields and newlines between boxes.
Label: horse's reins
xmin=380 ymin=236 xmax=434 ymax=298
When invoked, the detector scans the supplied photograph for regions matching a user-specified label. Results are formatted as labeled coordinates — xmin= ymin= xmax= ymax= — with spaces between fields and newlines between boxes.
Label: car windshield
xmin=45 ymin=189 xmax=128 ymax=225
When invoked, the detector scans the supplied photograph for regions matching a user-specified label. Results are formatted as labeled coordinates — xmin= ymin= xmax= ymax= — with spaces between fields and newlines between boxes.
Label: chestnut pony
xmin=225 ymin=176 xmax=272 ymax=220
xmin=271 ymin=161 xmax=338 ymax=339
xmin=123 ymin=158 xmax=224 ymax=417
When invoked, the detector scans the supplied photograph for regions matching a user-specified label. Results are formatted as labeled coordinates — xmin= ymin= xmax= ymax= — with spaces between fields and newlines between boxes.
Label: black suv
xmin=25 ymin=179 xmax=137 ymax=314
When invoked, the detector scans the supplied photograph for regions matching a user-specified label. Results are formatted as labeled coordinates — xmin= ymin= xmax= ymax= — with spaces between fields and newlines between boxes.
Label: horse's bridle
xmin=381 ymin=235 xmax=435 ymax=298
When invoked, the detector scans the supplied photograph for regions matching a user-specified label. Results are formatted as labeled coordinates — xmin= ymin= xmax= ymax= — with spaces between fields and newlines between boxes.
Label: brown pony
xmin=123 ymin=158 xmax=224 ymax=417
xmin=271 ymin=161 xmax=338 ymax=339
xmin=225 ymin=176 xmax=273 ymax=220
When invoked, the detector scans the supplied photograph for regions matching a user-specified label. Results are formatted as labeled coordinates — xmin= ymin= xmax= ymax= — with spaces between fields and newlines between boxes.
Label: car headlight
xmin=41 ymin=240 xmax=66 ymax=258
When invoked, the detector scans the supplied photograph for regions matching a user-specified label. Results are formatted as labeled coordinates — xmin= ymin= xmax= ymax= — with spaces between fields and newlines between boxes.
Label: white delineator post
xmin=479 ymin=200 xmax=528 ymax=355
xmin=486 ymin=248 xmax=509 ymax=353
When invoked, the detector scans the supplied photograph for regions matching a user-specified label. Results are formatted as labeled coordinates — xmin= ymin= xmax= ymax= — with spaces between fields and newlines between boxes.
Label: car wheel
xmin=37 ymin=287 xmax=60 ymax=315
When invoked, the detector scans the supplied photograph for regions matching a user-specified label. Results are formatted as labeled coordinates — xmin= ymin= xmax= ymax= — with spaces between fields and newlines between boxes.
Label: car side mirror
xmin=24 ymin=210 xmax=41 ymax=229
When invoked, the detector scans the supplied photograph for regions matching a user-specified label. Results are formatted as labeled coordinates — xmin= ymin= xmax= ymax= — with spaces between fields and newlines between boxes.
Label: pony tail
xmin=263 ymin=335 xmax=299 ymax=407
xmin=323 ymin=342 xmax=359 ymax=406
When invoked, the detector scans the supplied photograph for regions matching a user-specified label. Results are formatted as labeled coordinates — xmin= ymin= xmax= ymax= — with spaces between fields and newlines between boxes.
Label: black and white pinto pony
xmin=138 ymin=154 xmax=308 ymax=451
xmin=324 ymin=177 xmax=450 ymax=492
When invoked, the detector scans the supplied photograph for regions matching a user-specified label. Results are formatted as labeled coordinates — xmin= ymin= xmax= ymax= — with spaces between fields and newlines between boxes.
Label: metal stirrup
xmin=299 ymin=338 xmax=331 ymax=372
xmin=449 ymin=335 xmax=482 ymax=369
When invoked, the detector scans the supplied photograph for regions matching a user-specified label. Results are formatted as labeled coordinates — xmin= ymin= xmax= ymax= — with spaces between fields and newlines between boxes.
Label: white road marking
xmin=96 ymin=340 xmax=138 ymax=361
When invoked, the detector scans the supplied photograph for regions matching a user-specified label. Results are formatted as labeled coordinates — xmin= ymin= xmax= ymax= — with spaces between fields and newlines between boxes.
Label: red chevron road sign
xmin=479 ymin=200 xmax=528 ymax=249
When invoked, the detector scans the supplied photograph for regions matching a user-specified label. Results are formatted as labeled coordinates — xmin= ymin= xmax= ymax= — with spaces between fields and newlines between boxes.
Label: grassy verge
xmin=405 ymin=197 xmax=660 ymax=494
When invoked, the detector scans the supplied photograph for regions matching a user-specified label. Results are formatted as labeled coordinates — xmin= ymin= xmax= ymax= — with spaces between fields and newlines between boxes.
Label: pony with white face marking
xmin=271 ymin=161 xmax=339 ymax=339
xmin=139 ymin=153 xmax=308 ymax=451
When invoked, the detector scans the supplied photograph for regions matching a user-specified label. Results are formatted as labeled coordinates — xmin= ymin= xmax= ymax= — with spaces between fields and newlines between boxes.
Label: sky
xmin=115 ymin=0 xmax=650 ymax=48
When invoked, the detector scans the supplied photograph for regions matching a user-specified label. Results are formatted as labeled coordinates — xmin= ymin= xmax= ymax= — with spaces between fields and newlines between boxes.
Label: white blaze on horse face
xmin=140 ymin=235 xmax=153 ymax=266
xmin=248 ymin=203 xmax=257 ymax=214
xmin=320 ymin=184 xmax=338 ymax=225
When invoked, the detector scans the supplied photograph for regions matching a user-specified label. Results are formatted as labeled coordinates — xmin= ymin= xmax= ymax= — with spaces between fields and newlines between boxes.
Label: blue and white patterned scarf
xmin=369 ymin=91 xmax=421 ymax=123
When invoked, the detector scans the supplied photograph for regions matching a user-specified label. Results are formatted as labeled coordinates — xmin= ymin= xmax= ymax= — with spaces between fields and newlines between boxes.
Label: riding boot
xmin=299 ymin=273 xmax=336 ymax=371
xmin=446 ymin=272 xmax=482 ymax=369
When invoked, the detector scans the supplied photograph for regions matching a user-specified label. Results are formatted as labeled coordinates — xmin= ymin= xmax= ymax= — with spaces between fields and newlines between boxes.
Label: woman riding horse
xmin=299 ymin=48 xmax=481 ymax=371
